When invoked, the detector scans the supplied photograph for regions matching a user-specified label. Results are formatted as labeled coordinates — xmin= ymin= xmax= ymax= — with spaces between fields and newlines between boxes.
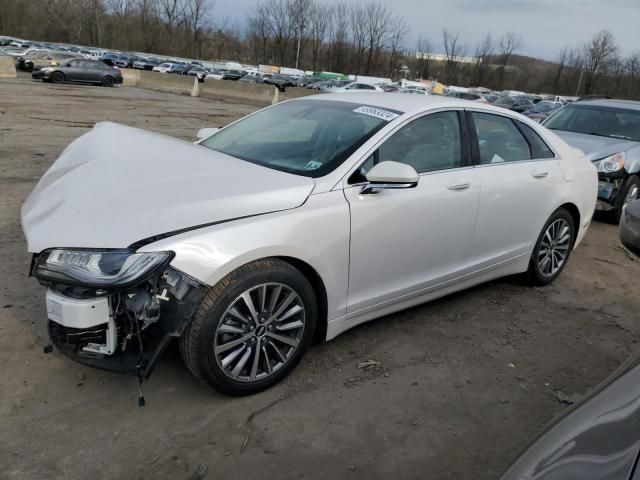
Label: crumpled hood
xmin=22 ymin=122 xmax=315 ymax=252
xmin=552 ymin=130 xmax=638 ymax=161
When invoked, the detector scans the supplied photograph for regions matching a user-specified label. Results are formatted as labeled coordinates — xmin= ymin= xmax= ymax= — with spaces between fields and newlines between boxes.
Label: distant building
xmin=408 ymin=51 xmax=477 ymax=64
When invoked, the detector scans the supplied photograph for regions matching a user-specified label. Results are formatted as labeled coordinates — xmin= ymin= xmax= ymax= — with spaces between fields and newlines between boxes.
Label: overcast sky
xmin=213 ymin=0 xmax=639 ymax=61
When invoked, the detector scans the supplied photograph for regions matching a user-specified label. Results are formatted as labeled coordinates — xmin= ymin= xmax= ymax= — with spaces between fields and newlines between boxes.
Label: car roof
xmin=303 ymin=92 xmax=509 ymax=116
xmin=574 ymin=99 xmax=640 ymax=111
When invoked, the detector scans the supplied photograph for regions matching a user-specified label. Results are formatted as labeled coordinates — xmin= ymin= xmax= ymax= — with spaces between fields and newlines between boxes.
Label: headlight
xmin=32 ymin=249 xmax=173 ymax=288
xmin=594 ymin=152 xmax=626 ymax=173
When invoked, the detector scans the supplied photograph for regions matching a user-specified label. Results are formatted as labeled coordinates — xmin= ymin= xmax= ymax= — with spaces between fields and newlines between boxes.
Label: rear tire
xmin=527 ymin=208 xmax=575 ymax=286
xmin=102 ymin=76 xmax=115 ymax=87
xmin=180 ymin=258 xmax=317 ymax=396
xmin=50 ymin=71 xmax=64 ymax=84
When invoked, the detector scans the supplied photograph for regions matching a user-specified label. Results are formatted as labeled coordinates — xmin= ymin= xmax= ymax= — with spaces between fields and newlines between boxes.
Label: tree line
xmin=1 ymin=0 xmax=638 ymax=98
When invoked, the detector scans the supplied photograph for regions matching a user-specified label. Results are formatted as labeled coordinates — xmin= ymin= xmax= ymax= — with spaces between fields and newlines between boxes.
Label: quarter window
xmin=516 ymin=122 xmax=555 ymax=159
xmin=471 ymin=112 xmax=531 ymax=164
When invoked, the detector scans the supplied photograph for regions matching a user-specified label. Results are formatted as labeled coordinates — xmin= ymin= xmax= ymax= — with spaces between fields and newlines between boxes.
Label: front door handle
xmin=446 ymin=181 xmax=471 ymax=191
xmin=532 ymin=170 xmax=549 ymax=178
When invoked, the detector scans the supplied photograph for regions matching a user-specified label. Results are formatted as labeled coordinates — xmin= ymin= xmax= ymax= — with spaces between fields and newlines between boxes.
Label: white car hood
xmin=22 ymin=122 xmax=315 ymax=252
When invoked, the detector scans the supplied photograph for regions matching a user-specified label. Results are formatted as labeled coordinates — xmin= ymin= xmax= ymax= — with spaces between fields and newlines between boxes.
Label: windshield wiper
xmin=609 ymin=134 xmax=635 ymax=141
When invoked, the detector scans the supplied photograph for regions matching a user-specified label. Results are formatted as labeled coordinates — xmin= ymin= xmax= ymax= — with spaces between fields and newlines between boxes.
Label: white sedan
xmin=152 ymin=62 xmax=173 ymax=73
xmin=22 ymin=94 xmax=597 ymax=395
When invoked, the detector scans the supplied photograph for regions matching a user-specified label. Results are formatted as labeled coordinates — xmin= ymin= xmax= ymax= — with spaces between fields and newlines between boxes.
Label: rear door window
xmin=471 ymin=112 xmax=532 ymax=164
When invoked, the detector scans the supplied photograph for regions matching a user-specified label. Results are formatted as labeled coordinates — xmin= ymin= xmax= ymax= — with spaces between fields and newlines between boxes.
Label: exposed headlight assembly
xmin=594 ymin=152 xmax=626 ymax=173
xmin=32 ymin=249 xmax=174 ymax=288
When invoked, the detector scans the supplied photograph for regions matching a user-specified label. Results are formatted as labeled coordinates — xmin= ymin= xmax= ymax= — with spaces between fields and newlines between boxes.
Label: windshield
xmin=544 ymin=104 xmax=640 ymax=141
xmin=493 ymin=96 xmax=513 ymax=107
xmin=533 ymin=102 xmax=558 ymax=113
xmin=201 ymin=99 xmax=401 ymax=177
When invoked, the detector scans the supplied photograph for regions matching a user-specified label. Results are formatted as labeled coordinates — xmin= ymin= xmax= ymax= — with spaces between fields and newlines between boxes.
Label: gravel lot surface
xmin=1 ymin=77 xmax=639 ymax=480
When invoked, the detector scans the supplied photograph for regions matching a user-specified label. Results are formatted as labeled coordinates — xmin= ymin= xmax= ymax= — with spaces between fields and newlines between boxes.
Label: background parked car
xmin=205 ymin=68 xmax=224 ymax=80
xmin=187 ymin=65 xmax=207 ymax=81
xmin=152 ymin=62 xmax=173 ymax=73
xmin=328 ymin=82 xmax=383 ymax=92
xmin=543 ymin=99 xmax=640 ymax=222
xmin=446 ymin=91 xmax=488 ymax=102
xmin=493 ymin=95 xmax=535 ymax=113
xmin=523 ymin=100 xmax=564 ymax=122
xmin=221 ymin=69 xmax=245 ymax=80
xmin=132 ymin=57 xmax=161 ymax=70
xmin=263 ymin=73 xmax=295 ymax=90
xmin=398 ymin=88 xmax=429 ymax=95
xmin=168 ymin=63 xmax=188 ymax=75
xmin=31 ymin=59 xmax=122 ymax=87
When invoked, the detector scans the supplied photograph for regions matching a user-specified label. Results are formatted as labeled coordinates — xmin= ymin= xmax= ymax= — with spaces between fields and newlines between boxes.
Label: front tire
xmin=180 ymin=259 xmax=317 ymax=396
xmin=527 ymin=208 xmax=575 ymax=286
xmin=102 ymin=75 xmax=115 ymax=87
xmin=50 ymin=71 xmax=64 ymax=84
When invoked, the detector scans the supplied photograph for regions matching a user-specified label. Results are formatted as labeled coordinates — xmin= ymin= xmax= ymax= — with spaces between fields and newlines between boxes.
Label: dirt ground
xmin=1 ymin=76 xmax=640 ymax=480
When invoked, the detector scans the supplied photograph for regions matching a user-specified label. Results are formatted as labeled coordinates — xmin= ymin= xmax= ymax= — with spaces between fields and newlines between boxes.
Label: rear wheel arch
xmin=558 ymin=202 xmax=580 ymax=247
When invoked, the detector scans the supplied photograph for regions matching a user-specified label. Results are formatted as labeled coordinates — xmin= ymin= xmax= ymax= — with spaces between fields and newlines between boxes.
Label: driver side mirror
xmin=361 ymin=161 xmax=419 ymax=195
xmin=196 ymin=127 xmax=220 ymax=141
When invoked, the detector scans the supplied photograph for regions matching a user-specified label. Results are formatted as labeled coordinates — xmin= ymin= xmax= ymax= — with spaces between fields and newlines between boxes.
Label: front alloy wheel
xmin=214 ymin=283 xmax=305 ymax=382
xmin=180 ymin=259 xmax=316 ymax=395
xmin=527 ymin=208 xmax=575 ymax=285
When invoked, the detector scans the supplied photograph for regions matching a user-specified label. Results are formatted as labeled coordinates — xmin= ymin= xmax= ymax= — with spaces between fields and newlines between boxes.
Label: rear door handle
xmin=446 ymin=181 xmax=471 ymax=191
xmin=531 ymin=170 xmax=549 ymax=178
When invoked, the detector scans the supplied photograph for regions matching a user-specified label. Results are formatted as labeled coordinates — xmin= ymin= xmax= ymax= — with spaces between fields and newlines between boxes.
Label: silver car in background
xmin=22 ymin=93 xmax=596 ymax=395
xmin=544 ymin=99 xmax=640 ymax=222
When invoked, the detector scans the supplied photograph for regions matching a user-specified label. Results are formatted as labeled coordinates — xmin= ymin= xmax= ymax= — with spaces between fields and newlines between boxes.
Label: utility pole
xmin=295 ymin=34 xmax=301 ymax=69
xmin=575 ymin=68 xmax=584 ymax=97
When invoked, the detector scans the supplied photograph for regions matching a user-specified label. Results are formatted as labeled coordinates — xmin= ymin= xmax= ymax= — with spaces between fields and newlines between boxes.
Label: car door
xmin=63 ymin=59 xmax=86 ymax=82
xmin=343 ymin=110 xmax=480 ymax=313
xmin=467 ymin=110 xmax=564 ymax=268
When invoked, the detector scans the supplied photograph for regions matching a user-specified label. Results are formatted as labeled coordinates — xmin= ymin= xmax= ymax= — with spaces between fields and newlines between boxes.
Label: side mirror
xmin=361 ymin=161 xmax=419 ymax=195
xmin=196 ymin=127 xmax=220 ymax=141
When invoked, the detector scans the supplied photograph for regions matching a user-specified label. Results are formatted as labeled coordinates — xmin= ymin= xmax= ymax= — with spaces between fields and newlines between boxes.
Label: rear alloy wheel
xmin=102 ymin=75 xmax=115 ymax=87
xmin=50 ymin=71 xmax=64 ymax=84
xmin=527 ymin=209 xmax=575 ymax=285
xmin=180 ymin=259 xmax=317 ymax=396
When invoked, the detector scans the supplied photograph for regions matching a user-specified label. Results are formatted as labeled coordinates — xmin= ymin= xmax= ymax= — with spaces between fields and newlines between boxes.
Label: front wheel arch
xmin=275 ymin=256 xmax=328 ymax=343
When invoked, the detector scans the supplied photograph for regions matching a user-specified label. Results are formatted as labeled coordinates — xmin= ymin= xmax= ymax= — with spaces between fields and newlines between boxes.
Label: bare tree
xmin=363 ymin=2 xmax=391 ymax=75
xmin=350 ymin=4 xmax=367 ymax=74
xmin=308 ymin=1 xmax=330 ymax=71
xmin=327 ymin=3 xmax=349 ymax=72
xmin=247 ymin=4 xmax=270 ymax=64
xmin=496 ymin=32 xmax=522 ymax=89
xmin=472 ymin=32 xmax=493 ymax=86
xmin=264 ymin=0 xmax=293 ymax=66
xmin=443 ymin=28 xmax=465 ymax=85
xmin=413 ymin=35 xmax=432 ymax=80
xmin=552 ymin=46 xmax=569 ymax=93
xmin=582 ymin=30 xmax=617 ymax=95
xmin=182 ymin=0 xmax=212 ymax=58
xmin=289 ymin=0 xmax=311 ymax=69
xmin=386 ymin=15 xmax=407 ymax=78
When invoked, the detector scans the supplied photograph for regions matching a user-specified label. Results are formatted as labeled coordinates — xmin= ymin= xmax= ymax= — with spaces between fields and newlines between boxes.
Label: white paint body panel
xmin=21 ymin=122 xmax=314 ymax=252
xmin=23 ymin=93 xmax=598 ymax=342
xmin=46 ymin=289 xmax=109 ymax=328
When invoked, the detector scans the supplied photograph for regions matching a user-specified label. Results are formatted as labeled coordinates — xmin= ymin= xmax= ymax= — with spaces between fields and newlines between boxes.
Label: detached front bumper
xmin=37 ymin=264 xmax=208 ymax=379
xmin=596 ymin=171 xmax=626 ymax=211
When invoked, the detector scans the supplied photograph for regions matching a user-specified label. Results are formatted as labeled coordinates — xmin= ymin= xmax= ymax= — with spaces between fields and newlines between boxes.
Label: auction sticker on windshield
xmin=353 ymin=106 xmax=400 ymax=122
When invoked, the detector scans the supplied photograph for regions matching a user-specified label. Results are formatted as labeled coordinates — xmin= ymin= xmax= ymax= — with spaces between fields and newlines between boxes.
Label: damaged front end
xmin=31 ymin=249 xmax=207 ymax=381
